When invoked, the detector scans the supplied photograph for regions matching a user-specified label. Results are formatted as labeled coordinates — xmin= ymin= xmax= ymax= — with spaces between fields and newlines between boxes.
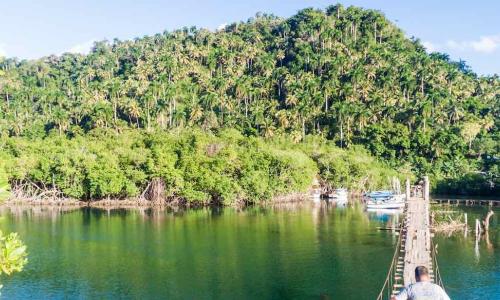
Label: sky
xmin=0 ymin=0 xmax=499 ymax=75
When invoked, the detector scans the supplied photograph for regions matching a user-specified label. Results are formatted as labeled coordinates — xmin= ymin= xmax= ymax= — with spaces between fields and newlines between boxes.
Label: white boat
xmin=328 ymin=188 xmax=348 ymax=203
xmin=366 ymin=200 xmax=405 ymax=209
xmin=367 ymin=208 xmax=404 ymax=215
xmin=365 ymin=190 xmax=405 ymax=209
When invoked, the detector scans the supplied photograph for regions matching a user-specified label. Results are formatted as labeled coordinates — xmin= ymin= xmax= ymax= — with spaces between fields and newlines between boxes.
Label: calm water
xmin=0 ymin=203 xmax=497 ymax=299
xmin=433 ymin=205 xmax=500 ymax=299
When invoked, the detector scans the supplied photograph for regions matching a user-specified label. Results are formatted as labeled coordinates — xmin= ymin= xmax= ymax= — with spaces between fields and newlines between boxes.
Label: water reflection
xmin=0 ymin=201 xmax=398 ymax=299
xmin=0 ymin=202 xmax=497 ymax=299
xmin=0 ymin=205 xmax=81 ymax=220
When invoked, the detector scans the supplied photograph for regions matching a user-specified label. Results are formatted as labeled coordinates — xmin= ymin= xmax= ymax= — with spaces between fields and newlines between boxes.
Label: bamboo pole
xmin=423 ymin=176 xmax=429 ymax=203
xmin=405 ymin=178 xmax=410 ymax=200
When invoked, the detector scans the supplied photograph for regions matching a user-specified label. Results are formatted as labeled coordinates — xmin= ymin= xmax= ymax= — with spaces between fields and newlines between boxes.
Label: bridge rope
xmin=376 ymin=225 xmax=404 ymax=300
xmin=431 ymin=239 xmax=445 ymax=290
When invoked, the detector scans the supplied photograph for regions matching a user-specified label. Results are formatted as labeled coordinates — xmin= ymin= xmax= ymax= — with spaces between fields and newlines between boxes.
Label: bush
xmin=0 ymin=231 xmax=27 ymax=282
xmin=1 ymin=129 xmax=407 ymax=204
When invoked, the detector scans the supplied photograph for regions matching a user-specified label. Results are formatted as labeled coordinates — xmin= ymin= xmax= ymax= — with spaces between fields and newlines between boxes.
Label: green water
xmin=0 ymin=203 xmax=497 ymax=299
xmin=433 ymin=205 xmax=500 ymax=299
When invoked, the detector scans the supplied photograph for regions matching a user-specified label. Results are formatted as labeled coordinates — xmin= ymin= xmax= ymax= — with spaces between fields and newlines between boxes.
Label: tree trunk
xmin=173 ymin=98 xmax=176 ymax=127
xmin=169 ymin=100 xmax=172 ymax=127
xmin=113 ymin=101 xmax=117 ymax=124
xmin=302 ymin=117 xmax=305 ymax=140
xmin=146 ymin=107 xmax=151 ymax=131
xmin=244 ymin=98 xmax=248 ymax=118
xmin=340 ymin=115 xmax=344 ymax=149
xmin=145 ymin=178 xmax=166 ymax=206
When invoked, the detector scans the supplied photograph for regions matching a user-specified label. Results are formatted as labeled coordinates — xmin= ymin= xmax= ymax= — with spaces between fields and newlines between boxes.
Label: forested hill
xmin=0 ymin=4 xmax=499 ymax=195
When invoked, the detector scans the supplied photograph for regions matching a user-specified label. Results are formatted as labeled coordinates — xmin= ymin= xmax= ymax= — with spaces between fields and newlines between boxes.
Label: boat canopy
xmin=365 ymin=190 xmax=393 ymax=199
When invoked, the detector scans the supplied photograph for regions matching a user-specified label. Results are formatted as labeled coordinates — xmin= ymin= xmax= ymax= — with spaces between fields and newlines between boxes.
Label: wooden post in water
xmin=423 ymin=176 xmax=430 ymax=203
xmin=483 ymin=210 xmax=494 ymax=231
xmin=475 ymin=219 xmax=481 ymax=239
xmin=464 ymin=213 xmax=468 ymax=237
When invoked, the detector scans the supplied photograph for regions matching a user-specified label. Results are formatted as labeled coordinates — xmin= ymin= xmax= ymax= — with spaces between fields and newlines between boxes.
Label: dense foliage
xmin=0 ymin=4 xmax=498 ymax=195
xmin=0 ymin=161 xmax=9 ymax=201
xmin=1 ymin=129 xmax=402 ymax=204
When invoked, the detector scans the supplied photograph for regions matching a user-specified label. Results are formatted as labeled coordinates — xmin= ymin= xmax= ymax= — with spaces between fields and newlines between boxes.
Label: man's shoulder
xmin=408 ymin=282 xmax=449 ymax=299
xmin=409 ymin=281 xmax=439 ymax=288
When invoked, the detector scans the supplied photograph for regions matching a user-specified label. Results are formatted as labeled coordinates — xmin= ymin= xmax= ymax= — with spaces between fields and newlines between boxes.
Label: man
xmin=392 ymin=266 xmax=450 ymax=300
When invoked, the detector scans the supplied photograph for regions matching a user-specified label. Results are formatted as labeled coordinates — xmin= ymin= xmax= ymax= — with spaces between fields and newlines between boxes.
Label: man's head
xmin=415 ymin=266 xmax=430 ymax=282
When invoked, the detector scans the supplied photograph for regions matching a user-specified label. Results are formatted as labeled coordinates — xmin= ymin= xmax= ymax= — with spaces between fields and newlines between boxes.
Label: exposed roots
xmin=7 ymin=180 xmax=83 ymax=206
xmin=6 ymin=179 xmax=311 ymax=210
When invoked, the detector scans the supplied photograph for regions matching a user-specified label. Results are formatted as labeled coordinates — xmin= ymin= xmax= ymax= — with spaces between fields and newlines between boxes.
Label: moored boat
xmin=328 ymin=188 xmax=348 ymax=203
xmin=365 ymin=190 xmax=405 ymax=209
xmin=366 ymin=208 xmax=404 ymax=215
xmin=366 ymin=200 xmax=405 ymax=209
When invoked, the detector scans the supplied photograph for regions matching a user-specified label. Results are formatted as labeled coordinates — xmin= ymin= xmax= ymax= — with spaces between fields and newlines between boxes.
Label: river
xmin=0 ymin=202 xmax=497 ymax=299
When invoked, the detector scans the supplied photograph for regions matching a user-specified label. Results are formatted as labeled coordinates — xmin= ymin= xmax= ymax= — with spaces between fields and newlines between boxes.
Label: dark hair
xmin=415 ymin=266 xmax=429 ymax=280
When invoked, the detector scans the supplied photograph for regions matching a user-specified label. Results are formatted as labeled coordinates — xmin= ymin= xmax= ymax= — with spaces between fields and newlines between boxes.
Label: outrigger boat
xmin=364 ymin=190 xmax=405 ymax=209
xmin=366 ymin=208 xmax=404 ymax=215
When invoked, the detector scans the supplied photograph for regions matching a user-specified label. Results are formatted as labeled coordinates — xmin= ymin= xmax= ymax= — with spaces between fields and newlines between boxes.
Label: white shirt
xmin=395 ymin=281 xmax=450 ymax=300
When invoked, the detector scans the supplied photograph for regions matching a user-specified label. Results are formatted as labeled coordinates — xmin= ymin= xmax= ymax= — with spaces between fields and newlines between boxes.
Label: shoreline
xmin=0 ymin=192 xmax=314 ymax=211
xmin=3 ymin=193 xmax=498 ymax=212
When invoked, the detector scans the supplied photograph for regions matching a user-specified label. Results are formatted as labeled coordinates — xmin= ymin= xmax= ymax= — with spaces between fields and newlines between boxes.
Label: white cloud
xmin=66 ymin=39 xmax=96 ymax=55
xmin=217 ymin=23 xmax=227 ymax=31
xmin=445 ymin=34 xmax=500 ymax=53
xmin=471 ymin=35 xmax=500 ymax=53
xmin=422 ymin=41 xmax=437 ymax=52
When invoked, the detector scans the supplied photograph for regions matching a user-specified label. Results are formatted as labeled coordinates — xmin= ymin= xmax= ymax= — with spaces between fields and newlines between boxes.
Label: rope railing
xmin=431 ymin=241 xmax=445 ymax=290
xmin=376 ymin=225 xmax=404 ymax=300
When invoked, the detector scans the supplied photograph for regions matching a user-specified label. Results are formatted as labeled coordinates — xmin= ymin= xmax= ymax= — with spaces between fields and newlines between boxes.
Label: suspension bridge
xmin=376 ymin=177 xmax=445 ymax=299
